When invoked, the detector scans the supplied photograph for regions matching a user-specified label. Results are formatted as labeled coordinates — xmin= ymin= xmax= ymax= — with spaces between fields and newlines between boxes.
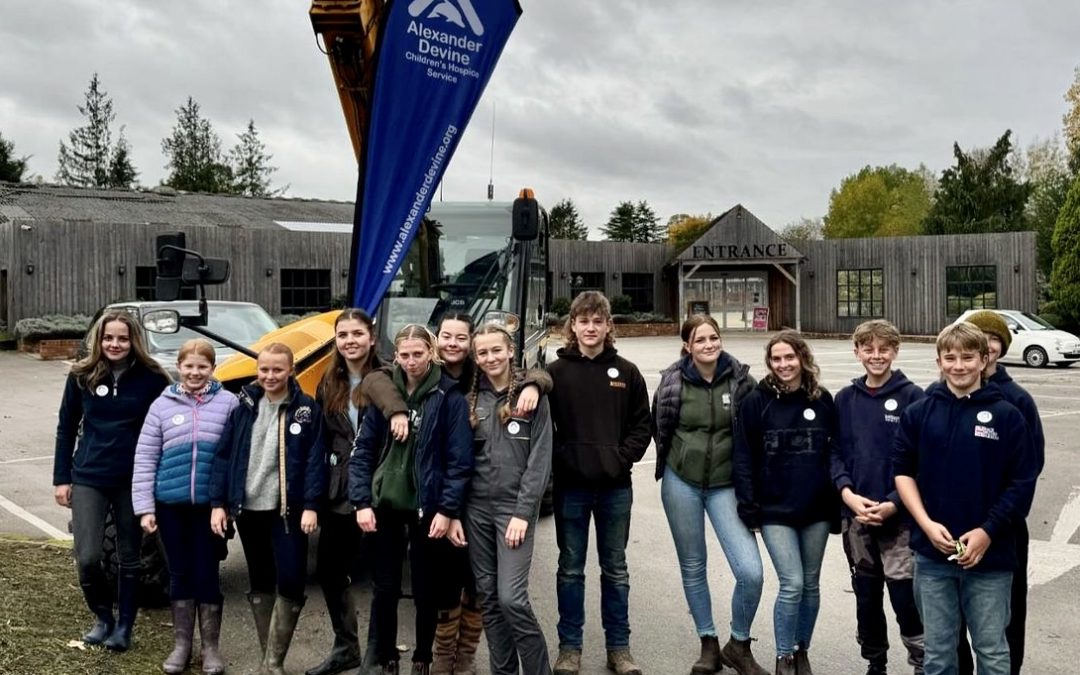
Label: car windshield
xmin=1011 ymin=311 xmax=1056 ymax=331
xmin=146 ymin=305 xmax=278 ymax=354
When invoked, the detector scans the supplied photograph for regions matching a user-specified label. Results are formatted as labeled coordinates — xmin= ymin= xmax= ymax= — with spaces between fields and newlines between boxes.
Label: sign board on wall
xmin=688 ymin=300 xmax=709 ymax=316
xmin=752 ymin=306 xmax=769 ymax=330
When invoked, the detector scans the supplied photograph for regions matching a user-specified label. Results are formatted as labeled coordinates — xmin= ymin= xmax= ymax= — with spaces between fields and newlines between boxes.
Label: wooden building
xmin=0 ymin=184 xmax=1037 ymax=335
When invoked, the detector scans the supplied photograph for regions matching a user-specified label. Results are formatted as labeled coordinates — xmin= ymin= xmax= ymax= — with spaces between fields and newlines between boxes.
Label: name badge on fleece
xmin=803 ymin=408 xmax=816 ymax=421
xmin=884 ymin=399 xmax=898 ymax=411
xmin=507 ymin=421 xmax=521 ymax=435
xmin=289 ymin=422 xmax=302 ymax=435
xmin=95 ymin=384 xmax=109 ymax=397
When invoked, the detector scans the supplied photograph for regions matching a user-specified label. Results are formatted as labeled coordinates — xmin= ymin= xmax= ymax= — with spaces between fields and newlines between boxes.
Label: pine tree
xmin=228 ymin=119 xmax=282 ymax=197
xmin=632 ymin=200 xmax=664 ymax=242
xmin=56 ymin=73 xmax=120 ymax=188
xmin=601 ymin=201 xmax=637 ymax=241
xmin=0 ymin=132 xmax=29 ymax=182
xmin=107 ymin=127 xmax=138 ymax=189
xmin=548 ymin=198 xmax=589 ymax=240
xmin=1050 ymin=174 xmax=1080 ymax=324
xmin=161 ymin=97 xmax=232 ymax=193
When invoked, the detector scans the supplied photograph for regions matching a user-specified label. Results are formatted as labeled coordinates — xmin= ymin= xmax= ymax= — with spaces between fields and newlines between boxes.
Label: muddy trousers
xmin=465 ymin=500 xmax=551 ymax=675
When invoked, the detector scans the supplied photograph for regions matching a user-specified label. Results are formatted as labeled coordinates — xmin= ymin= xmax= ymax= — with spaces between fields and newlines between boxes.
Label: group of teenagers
xmin=51 ymin=290 xmax=1040 ymax=675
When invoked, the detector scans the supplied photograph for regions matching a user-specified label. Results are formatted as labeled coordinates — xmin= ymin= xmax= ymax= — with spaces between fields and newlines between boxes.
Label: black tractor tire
xmin=99 ymin=507 xmax=171 ymax=608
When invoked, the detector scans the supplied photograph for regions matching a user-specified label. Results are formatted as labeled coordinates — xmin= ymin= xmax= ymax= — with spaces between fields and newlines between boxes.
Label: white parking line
xmin=0 ymin=455 xmax=53 ymax=465
xmin=0 ymin=493 xmax=72 ymax=540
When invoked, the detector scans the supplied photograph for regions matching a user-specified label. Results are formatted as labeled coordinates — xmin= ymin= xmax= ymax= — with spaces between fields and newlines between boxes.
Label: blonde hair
xmin=562 ymin=291 xmax=615 ymax=351
xmin=764 ymin=330 xmax=822 ymax=400
xmin=936 ymin=322 xmax=989 ymax=358
xmin=467 ymin=324 xmax=519 ymax=428
xmin=259 ymin=342 xmax=295 ymax=366
xmin=178 ymin=338 xmax=217 ymax=366
xmin=852 ymin=319 xmax=901 ymax=350
xmin=71 ymin=310 xmax=168 ymax=388
xmin=394 ymin=324 xmax=443 ymax=364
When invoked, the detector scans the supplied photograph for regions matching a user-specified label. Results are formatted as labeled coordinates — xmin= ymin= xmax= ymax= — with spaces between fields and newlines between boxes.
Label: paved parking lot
xmin=1 ymin=334 xmax=1077 ymax=673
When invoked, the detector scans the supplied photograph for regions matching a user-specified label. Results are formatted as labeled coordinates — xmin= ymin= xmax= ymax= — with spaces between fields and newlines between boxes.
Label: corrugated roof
xmin=0 ymin=182 xmax=356 ymax=229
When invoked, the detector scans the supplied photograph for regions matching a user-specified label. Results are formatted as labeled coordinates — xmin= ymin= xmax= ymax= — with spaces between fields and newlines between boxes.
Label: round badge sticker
xmin=171 ymin=414 xmax=185 ymax=426
xmin=95 ymin=384 xmax=109 ymax=397
xmin=607 ymin=367 xmax=619 ymax=379
xmin=884 ymin=399 xmax=898 ymax=412
xmin=329 ymin=454 xmax=339 ymax=467
xmin=507 ymin=421 xmax=521 ymax=435
xmin=976 ymin=411 xmax=993 ymax=423
xmin=289 ymin=422 xmax=302 ymax=435
xmin=803 ymin=408 xmax=817 ymax=421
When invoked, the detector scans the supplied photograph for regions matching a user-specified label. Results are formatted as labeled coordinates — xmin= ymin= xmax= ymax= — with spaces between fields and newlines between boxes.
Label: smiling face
xmin=685 ymin=323 xmax=722 ymax=369
xmin=473 ymin=331 xmax=513 ymax=387
xmin=985 ymin=334 xmax=1003 ymax=367
xmin=396 ymin=337 xmax=434 ymax=381
xmin=100 ymin=320 xmax=132 ymax=363
xmin=335 ymin=317 xmax=373 ymax=365
xmin=256 ymin=351 xmax=292 ymax=399
xmin=178 ymin=352 xmax=214 ymax=392
xmin=768 ymin=340 xmax=803 ymax=389
xmin=937 ymin=347 xmax=987 ymax=396
xmin=855 ymin=338 xmax=897 ymax=382
xmin=571 ymin=312 xmax=611 ymax=356
xmin=437 ymin=319 xmax=472 ymax=367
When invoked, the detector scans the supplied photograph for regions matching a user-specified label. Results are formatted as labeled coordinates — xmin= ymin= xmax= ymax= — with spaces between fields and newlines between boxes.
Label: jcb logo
xmin=408 ymin=0 xmax=484 ymax=36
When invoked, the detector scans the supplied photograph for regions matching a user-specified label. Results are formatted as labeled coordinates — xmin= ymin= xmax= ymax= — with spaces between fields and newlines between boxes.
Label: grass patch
xmin=0 ymin=539 xmax=173 ymax=675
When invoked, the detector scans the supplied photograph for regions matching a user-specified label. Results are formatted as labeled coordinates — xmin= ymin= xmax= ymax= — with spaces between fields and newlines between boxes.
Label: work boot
xmin=104 ymin=572 xmax=138 ymax=652
xmin=248 ymin=592 xmax=275 ymax=654
xmin=691 ymin=635 xmax=722 ymax=674
xmin=453 ymin=598 xmax=482 ymax=675
xmin=198 ymin=603 xmax=226 ymax=675
xmin=261 ymin=595 xmax=305 ymax=675
xmin=431 ymin=606 xmax=461 ymax=675
xmin=163 ymin=600 xmax=196 ymax=674
xmin=606 ymin=649 xmax=643 ymax=675
xmin=79 ymin=581 xmax=115 ymax=646
xmin=720 ymin=636 xmax=770 ymax=675
xmin=306 ymin=590 xmax=362 ymax=675
xmin=865 ymin=663 xmax=887 ymax=675
xmin=775 ymin=655 xmax=796 ymax=675
xmin=793 ymin=647 xmax=812 ymax=675
xmin=553 ymin=648 xmax=582 ymax=675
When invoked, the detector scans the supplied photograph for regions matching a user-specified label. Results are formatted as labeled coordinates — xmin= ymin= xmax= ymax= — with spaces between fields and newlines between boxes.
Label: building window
xmin=836 ymin=268 xmax=883 ymax=318
xmin=135 ymin=266 xmax=196 ymax=301
xmin=621 ymin=272 xmax=654 ymax=312
xmin=946 ymin=265 xmax=997 ymax=316
xmin=281 ymin=268 xmax=332 ymax=315
xmin=569 ymin=272 xmax=605 ymax=297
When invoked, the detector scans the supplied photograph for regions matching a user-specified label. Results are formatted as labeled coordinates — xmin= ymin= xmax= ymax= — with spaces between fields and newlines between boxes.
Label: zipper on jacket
xmin=705 ymin=387 xmax=715 ymax=485
xmin=190 ymin=398 xmax=201 ymax=505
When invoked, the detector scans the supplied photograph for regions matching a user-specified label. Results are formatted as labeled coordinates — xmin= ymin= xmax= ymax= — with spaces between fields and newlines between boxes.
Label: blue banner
xmin=350 ymin=0 xmax=522 ymax=312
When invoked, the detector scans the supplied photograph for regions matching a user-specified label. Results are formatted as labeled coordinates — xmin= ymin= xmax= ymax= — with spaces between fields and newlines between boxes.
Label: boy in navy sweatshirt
xmin=834 ymin=320 xmax=924 ymax=675
xmin=893 ymin=323 xmax=1037 ymax=675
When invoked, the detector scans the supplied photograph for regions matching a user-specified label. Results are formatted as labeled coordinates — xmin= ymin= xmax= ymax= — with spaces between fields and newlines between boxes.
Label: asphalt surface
xmin=1 ymin=334 xmax=1078 ymax=674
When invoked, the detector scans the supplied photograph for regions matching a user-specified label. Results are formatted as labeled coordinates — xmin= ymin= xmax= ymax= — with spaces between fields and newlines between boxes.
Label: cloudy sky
xmin=2 ymin=1 xmax=1078 ymax=237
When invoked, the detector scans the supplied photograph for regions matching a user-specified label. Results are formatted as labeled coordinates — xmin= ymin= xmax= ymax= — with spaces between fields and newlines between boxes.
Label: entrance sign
xmin=752 ymin=306 xmax=769 ymax=331
xmin=350 ymin=0 xmax=522 ymax=311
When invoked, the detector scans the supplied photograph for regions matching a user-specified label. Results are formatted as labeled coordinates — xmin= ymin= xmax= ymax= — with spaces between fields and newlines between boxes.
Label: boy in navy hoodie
xmin=957 ymin=311 xmax=1044 ymax=675
xmin=893 ymin=323 xmax=1037 ymax=675
xmin=834 ymin=320 xmax=924 ymax=675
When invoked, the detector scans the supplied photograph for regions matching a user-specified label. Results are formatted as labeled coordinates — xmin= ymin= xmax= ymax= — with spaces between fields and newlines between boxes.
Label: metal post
xmin=795 ymin=260 xmax=801 ymax=332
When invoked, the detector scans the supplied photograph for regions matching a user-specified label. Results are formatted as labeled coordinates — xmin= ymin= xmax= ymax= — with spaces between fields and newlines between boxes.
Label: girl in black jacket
xmin=53 ymin=310 xmax=170 ymax=652
xmin=209 ymin=342 xmax=327 ymax=675
xmin=307 ymin=309 xmax=381 ymax=675
xmin=733 ymin=331 xmax=840 ymax=675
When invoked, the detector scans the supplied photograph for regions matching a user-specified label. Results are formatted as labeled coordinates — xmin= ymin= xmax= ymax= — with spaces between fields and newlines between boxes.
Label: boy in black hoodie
xmin=893 ymin=323 xmax=1037 ymax=675
xmin=957 ymin=311 xmax=1044 ymax=675
xmin=547 ymin=291 xmax=653 ymax=675
xmin=834 ymin=320 xmax=924 ymax=674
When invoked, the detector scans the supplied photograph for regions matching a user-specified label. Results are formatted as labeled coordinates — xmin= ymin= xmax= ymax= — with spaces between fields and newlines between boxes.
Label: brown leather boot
xmin=775 ymin=655 xmax=796 ymax=675
xmin=553 ymin=649 xmax=581 ymax=675
xmin=720 ymin=636 xmax=771 ymax=675
xmin=793 ymin=648 xmax=812 ymax=675
xmin=453 ymin=598 xmax=482 ymax=675
xmin=691 ymin=635 xmax=721 ymax=674
xmin=606 ymin=649 xmax=643 ymax=675
xmin=431 ymin=606 xmax=461 ymax=675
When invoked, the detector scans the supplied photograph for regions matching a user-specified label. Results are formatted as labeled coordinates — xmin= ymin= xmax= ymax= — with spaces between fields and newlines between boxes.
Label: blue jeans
xmin=554 ymin=485 xmax=633 ymax=650
xmin=760 ymin=521 xmax=830 ymax=657
xmin=915 ymin=554 xmax=1011 ymax=675
xmin=661 ymin=468 xmax=764 ymax=640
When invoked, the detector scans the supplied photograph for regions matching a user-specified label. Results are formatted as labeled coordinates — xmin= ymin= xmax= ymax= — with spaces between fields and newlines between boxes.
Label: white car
xmin=957 ymin=309 xmax=1080 ymax=368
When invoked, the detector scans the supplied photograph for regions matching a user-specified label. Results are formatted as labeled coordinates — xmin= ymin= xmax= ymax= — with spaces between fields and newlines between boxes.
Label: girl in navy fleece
xmin=53 ymin=310 xmax=170 ymax=651
xmin=733 ymin=330 xmax=839 ymax=675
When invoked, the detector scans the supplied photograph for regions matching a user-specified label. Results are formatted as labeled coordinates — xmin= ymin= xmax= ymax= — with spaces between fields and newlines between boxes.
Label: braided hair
xmin=467 ymin=323 xmax=519 ymax=428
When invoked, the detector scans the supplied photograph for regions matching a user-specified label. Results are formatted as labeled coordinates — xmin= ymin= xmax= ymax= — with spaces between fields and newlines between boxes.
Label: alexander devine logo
xmin=408 ymin=0 xmax=484 ymax=36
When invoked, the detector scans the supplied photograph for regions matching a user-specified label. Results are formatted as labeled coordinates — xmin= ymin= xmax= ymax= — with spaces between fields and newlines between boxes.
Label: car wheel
xmin=1023 ymin=346 xmax=1048 ymax=368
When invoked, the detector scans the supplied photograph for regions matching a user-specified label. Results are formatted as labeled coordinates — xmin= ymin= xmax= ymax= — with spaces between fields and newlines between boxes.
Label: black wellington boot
xmin=306 ymin=589 xmax=362 ymax=675
xmin=104 ymin=572 xmax=138 ymax=652
xmin=262 ymin=595 xmax=305 ymax=675
xmin=79 ymin=580 xmax=115 ymax=646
